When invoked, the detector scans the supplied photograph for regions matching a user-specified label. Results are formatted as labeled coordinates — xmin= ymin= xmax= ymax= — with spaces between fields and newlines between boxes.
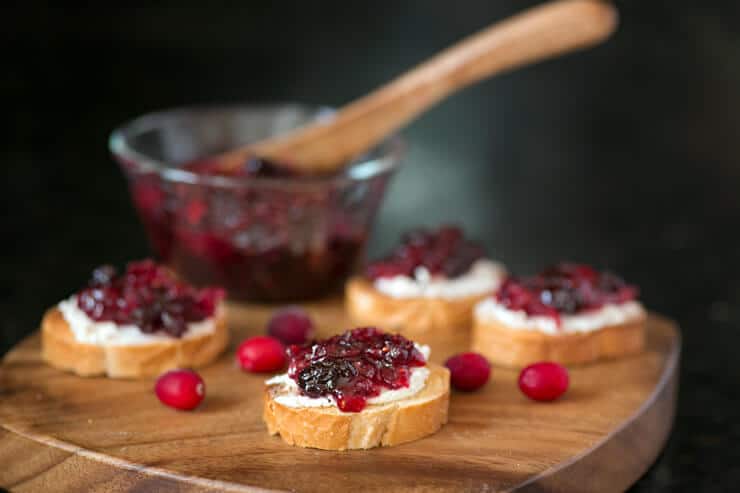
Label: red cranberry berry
xmin=155 ymin=369 xmax=205 ymax=410
xmin=267 ymin=307 xmax=315 ymax=345
xmin=237 ymin=336 xmax=287 ymax=372
xmin=444 ymin=352 xmax=491 ymax=391
xmin=365 ymin=225 xmax=485 ymax=281
xmin=518 ymin=362 xmax=570 ymax=402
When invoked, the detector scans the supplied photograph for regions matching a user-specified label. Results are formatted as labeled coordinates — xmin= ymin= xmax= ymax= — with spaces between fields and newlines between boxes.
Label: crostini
xmin=472 ymin=263 xmax=646 ymax=367
xmin=41 ymin=259 xmax=228 ymax=378
xmin=263 ymin=327 xmax=450 ymax=450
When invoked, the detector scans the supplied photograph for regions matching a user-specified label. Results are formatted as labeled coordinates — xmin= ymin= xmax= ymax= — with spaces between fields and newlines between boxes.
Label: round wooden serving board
xmin=0 ymin=299 xmax=679 ymax=493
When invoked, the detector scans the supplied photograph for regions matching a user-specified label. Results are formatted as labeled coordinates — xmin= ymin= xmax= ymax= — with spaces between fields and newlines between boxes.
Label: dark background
xmin=4 ymin=1 xmax=740 ymax=491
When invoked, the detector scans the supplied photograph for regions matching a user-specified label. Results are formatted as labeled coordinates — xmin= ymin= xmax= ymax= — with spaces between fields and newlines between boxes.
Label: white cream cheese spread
xmin=58 ymin=295 xmax=217 ymax=346
xmin=373 ymin=259 xmax=505 ymax=299
xmin=475 ymin=298 xmax=645 ymax=335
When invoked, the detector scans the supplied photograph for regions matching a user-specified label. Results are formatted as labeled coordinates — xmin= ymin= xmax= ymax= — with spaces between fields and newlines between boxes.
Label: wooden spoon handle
xmin=224 ymin=0 xmax=617 ymax=173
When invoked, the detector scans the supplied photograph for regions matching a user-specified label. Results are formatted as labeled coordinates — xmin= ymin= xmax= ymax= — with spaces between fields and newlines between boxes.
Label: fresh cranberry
xmin=155 ymin=369 xmax=205 ymax=410
xmin=445 ymin=353 xmax=491 ymax=391
xmin=267 ymin=307 xmax=315 ymax=345
xmin=518 ymin=362 xmax=570 ymax=401
xmin=365 ymin=225 xmax=485 ymax=281
xmin=237 ymin=336 xmax=287 ymax=373
xmin=496 ymin=263 xmax=638 ymax=325
xmin=75 ymin=260 xmax=225 ymax=338
xmin=286 ymin=327 xmax=426 ymax=412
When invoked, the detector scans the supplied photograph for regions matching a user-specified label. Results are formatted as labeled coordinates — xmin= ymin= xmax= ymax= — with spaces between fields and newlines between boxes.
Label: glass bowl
xmin=110 ymin=104 xmax=403 ymax=302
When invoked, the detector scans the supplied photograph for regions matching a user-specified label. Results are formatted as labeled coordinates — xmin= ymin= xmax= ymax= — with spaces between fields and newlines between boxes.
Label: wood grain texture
xmin=0 ymin=299 xmax=678 ymax=493
xmin=218 ymin=0 xmax=618 ymax=173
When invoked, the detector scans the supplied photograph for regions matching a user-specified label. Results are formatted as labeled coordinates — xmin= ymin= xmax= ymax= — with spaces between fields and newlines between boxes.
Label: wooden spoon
xmin=218 ymin=0 xmax=617 ymax=174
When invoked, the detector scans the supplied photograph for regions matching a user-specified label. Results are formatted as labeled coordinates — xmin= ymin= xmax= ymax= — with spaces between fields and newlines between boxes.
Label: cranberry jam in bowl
xmin=110 ymin=105 xmax=404 ymax=302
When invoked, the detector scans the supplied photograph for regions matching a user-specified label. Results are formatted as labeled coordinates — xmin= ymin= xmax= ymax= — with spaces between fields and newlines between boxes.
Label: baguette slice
xmin=345 ymin=277 xmax=489 ymax=361
xmin=263 ymin=363 xmax=450 ymax=450
xmin=472 ymin=313 xmax=646 ymax=368
xmin=41 ymin=305 xmax=229 ymax=378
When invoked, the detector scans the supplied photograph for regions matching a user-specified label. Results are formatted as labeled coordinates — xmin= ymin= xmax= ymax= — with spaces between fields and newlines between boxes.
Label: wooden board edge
xmin=515 ymin=320 xmax=681 ymax=493
xmin=0 ymin=425 xmax=274 ymax=493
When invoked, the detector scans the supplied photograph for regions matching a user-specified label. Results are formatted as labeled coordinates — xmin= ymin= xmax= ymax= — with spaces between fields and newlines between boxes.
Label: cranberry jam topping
xmin=496 ymin=263 xmax=639 ymax=323
xmin=286 ymin=327 xmax=427 ymax=412
xmin=365 ymin=225 xmax=486 ymax=281
xmin=76 ymin=259 xmax=225 ymax=338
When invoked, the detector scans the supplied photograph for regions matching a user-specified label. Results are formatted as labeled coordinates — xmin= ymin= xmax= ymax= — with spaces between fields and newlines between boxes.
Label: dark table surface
xmin=4 ymin=1 xmax=740 ymax=491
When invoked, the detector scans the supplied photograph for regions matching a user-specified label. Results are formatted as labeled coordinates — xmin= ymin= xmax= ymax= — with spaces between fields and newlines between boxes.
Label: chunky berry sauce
xmin=286 ymin=327 xmax=426 ymax=412
xmin=496 ymin=263 xmax=638 ymax=324
xmin=127 ymin=155 xmax=373 ymax=302
xmin=76 ymin=259 xmax=225 ymax=337
xmin=365 ymin=225 xmax=485 ymax=281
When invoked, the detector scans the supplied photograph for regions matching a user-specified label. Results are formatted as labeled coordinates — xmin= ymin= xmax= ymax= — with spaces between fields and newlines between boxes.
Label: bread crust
xmin=345 ymin=277 xmax=490 ymax=361
xmin=41 ymin=305 xmax=229 ymax=378
xmin=263 ymin=363 xmax=450 ymax=450
xmin=472 ymin=312 xmax=646 ymax=368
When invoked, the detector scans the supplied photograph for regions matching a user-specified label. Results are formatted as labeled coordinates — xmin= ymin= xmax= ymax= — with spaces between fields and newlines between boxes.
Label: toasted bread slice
xmin=345 ymin=277 xmax=489 ymax=361
xmin=263 ymin=363 xmax=450 ymax=450
xmin=472 ymin=314 xmax=646 ymax=368
xmin=41 ymin=305 xmax=229 ymax=378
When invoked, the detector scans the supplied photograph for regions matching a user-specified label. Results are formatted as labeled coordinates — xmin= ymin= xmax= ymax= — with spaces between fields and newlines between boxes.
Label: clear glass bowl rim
xmin=109 ymin=103 xmax=405 ymax=189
